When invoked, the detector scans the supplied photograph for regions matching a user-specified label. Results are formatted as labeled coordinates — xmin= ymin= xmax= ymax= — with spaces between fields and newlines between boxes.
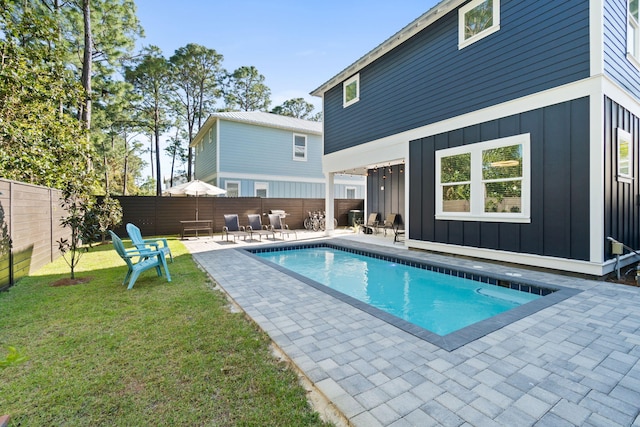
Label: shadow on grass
xmin=25 ymin=236 xmax=196 ymax=292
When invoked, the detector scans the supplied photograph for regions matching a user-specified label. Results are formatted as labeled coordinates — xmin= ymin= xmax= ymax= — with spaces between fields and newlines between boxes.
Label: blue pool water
xmin=255 ymin=247 xmax=541 ymax=336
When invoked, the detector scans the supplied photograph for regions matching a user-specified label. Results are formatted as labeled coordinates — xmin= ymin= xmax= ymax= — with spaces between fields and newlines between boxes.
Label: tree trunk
xmin=80 ymin=0 xmax=92 ymax=131
xmin=149 ymin=130 xmax=154 ymax=184
xmin=154 ymin=107 xmax=162 ymax=196
xmin=170 ymin=152 xmax=175 ymax=188
xmin=101 ymin=139 xmax=109 ymax=193
xmin=122 ymin=130 xmax=129 ymax=196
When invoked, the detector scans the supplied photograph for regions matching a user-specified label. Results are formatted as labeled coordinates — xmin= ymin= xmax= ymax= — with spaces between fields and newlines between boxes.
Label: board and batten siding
xmin=604 ymin=96 xmax=640 ymax=260
xmin=194 ymin=123 xmax=218 ymax=183
xmin=603 ymin=0 xmax=640 ymax=101
xmin=366 ymin=164 xmax=405 ymax=226
xmin=408 ymin=97 xmax=590 ymax=261
xmin=219 ymin=120 xmax=322 ymax=179
xmin=323 ymin=0 xmax=590 ymax=155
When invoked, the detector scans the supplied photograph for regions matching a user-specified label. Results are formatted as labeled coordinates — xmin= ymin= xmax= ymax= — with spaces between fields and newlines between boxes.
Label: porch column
xmin=324 ymin=172 xmax=335 ymax=236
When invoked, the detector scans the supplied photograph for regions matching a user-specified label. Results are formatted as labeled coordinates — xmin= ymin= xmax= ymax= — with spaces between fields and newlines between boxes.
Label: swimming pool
xmin=246 ymin=242 xmax=580 ymax=350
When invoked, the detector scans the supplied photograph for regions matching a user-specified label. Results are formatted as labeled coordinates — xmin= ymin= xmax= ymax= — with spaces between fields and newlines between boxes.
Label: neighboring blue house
xmin=191 ymin=111 xmax=365 ymax=198
xmin=312 ymin=0 xmax=640 ymax=276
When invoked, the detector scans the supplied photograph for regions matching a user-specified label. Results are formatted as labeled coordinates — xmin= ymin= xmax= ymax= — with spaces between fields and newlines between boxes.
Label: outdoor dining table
xmin=180 ymin=220 xmax=213 ymax=239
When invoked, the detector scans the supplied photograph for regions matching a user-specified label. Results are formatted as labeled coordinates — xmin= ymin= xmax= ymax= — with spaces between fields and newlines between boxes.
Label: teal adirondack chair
xmin=109 ymin=231 xmax=171 ymax=290
xmin=126 ymin=223 xmax=173 ymax=263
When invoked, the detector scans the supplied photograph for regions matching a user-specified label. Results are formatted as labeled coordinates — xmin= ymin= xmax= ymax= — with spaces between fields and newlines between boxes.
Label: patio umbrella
xmin=163 ymin=179 xmax=226 ymax=220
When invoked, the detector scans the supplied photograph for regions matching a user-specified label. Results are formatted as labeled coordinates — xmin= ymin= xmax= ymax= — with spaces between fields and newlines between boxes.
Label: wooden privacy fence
xmin=0 ymin=179 xmax=364 ymax=290
xmin=112 ymin=196 xmax=365 ymax=237
xmin=0 ymin=179 xmax=70 ymax=290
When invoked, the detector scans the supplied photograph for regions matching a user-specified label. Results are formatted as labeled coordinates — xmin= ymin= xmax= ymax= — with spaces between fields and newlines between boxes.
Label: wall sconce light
xmin=380 ymin=186 xmax=384 ymax=191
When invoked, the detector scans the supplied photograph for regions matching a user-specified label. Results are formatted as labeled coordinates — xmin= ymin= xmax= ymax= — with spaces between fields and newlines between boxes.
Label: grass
xmin=0 ymin=238 xmax=332 ymax=426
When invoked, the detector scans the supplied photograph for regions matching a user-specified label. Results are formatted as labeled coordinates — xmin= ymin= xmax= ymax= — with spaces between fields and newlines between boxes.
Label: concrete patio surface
xmin=182 ymin=229 xmax=640 ymax=427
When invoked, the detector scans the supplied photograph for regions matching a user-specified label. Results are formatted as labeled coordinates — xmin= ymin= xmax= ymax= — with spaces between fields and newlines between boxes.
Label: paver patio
xmin=183 ymin=231 xmax=640 ymax=426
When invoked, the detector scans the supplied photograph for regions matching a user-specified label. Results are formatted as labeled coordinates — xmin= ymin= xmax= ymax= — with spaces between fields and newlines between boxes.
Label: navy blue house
xmin=312 ymin=0 xmax=640 ymax=275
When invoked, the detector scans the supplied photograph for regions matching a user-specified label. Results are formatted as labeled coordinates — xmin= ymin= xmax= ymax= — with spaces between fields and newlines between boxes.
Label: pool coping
xmin=241 ymin=240 xmax=581 ymax=351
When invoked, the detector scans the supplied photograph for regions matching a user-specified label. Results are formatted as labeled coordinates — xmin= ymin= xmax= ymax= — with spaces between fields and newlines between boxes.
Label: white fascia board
xmin=603 ymin=73 xmax=640 ymax=117
xmin=311 ymin=0 xmax=466 ymax=97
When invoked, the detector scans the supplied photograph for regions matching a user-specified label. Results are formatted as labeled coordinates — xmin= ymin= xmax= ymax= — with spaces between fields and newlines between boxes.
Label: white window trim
xmin=435 ymin=133 xmax=530 ymax=223
xmin=225 ymin=180 xmax=240 ymax=197
xmin=345 ymin=186 xmax=357 ymax=199
xmin=458 ymin=0 xmax=501 ymax=50
xmin=293 ymin=134 xmax=307 ymax=161
xmin=255 ymin=182 xmax=269 ymax=197
xmin=617 ymin=128 xmax=634 ymax=183
xmin=343 ymin=74 xmax=360 ymax=108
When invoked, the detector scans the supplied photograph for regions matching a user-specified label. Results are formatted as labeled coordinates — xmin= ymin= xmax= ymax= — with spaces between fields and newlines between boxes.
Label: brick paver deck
xmin=183 ymin=232 xmax=640 ymax=426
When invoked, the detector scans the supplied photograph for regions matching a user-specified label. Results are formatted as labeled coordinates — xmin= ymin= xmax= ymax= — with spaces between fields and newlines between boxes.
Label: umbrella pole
xmin=196 ymin=195 xmax=199 ymax=221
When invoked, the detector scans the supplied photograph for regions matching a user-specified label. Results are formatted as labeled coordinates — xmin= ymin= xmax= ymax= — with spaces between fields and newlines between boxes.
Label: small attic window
xmin=459 ymin=0 xmax=500 ymax=49
xmin=343 ymin=74 xmax=360 ymax=108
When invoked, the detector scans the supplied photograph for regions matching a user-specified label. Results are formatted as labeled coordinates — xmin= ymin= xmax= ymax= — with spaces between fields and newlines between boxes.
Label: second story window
xmin=293 ymin=134 xmax=307 ymax=161
xmin=343 ymin=74 xmax=360 ymax=108
xmin=459 ymin=0 xmax=500 ymax=49
xmin=629 ymin=0 xmax=640 ymax=63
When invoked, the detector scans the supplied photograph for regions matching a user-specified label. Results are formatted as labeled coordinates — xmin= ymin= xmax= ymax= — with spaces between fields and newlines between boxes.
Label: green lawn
xmin=0 ymin=239 xmax=332 ymax=426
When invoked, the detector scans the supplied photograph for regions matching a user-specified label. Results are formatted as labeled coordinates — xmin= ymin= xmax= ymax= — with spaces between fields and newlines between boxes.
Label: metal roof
xmin=211 ymin=111 xmax=321 ymax=134
xmin=310 ymin=0 xmax=465 ymax=97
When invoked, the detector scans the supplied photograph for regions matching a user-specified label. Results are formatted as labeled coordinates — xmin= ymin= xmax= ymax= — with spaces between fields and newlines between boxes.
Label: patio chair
xmin=126 ymin=223 xmax=173 ymax=263
xmin=246 ymin=214 xmax=275 ymax=241
xmin=362 ymin=212 xmax=380 ymax=234
xmin=268 ymin=213 xmax=297 ymax=240
xmin=109 ymin=231 xmax=171 ymax=290
xmin=381 ymin=213 xmax=399 ymax=236
xmin=222 ymin=214 xmax=250 ymax=242
xmin=392 ymin=219 xmax=405 ymax=243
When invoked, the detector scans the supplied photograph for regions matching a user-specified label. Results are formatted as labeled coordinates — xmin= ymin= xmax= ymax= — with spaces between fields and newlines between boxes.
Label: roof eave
xmin=189 ymin=115 xmax=218 ymax=148
xmin=310 ymin=0 xmax=465 ymax=97
xmin=215 ymin=115 xmax=322 ymax=135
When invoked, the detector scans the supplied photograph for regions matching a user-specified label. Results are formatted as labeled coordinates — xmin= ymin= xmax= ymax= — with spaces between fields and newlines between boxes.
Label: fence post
xmin=9 ymin=182 xmax=13 ymax=287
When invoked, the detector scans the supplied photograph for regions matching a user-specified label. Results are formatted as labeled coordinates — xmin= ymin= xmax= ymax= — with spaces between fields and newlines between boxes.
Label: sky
xmin=132 ymin=0 xmax=441 ymax=182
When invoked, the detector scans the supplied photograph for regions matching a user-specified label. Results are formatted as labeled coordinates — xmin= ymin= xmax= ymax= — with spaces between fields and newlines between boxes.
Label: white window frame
xmin=343 ymin=74 xmax=360 ymax=108
xmin=345 ymin=186 xmax=357 ymax=199
xmin=617 ymin=128 xmax=634 ymax=183
xmin=628 ymin=0 xmax=640 ymax=68
xmin=225 ymin=180 xmax=240 ymax=197
xmin=293 ymin=134 xmax=307 ymax=161
xmin=458 ymin=0 xmax=501 ymax=50
xmin=255 ymin=182 xmax=269 ymax=198
xmin=435 ymin=133 xmax=530 ymax=223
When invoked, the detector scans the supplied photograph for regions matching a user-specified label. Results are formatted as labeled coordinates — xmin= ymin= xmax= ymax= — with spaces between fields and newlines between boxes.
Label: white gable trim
xmin=311 ymin=0 xmax=466 ymax=97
